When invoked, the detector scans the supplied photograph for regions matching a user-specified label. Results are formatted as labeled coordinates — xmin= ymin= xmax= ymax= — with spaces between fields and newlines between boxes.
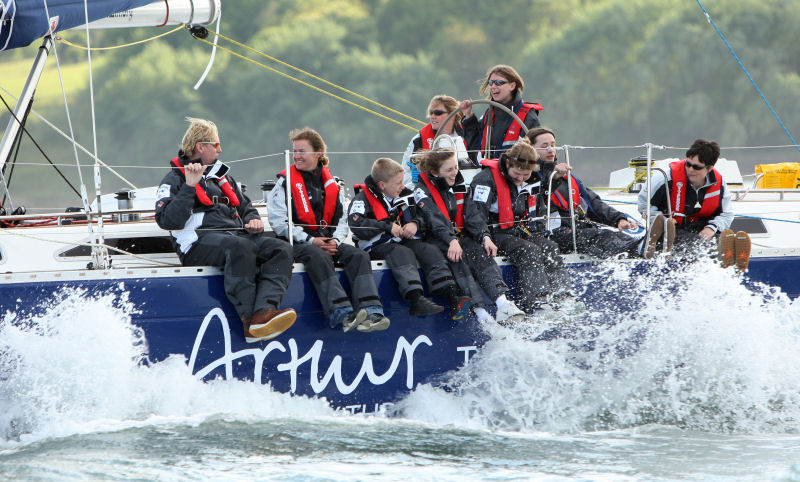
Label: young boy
xmin=349 ymin=158 xmax=471 ymax=319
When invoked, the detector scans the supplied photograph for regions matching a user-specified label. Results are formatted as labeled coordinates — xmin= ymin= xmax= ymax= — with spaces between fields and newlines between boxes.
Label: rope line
xmin=191 ymin=35 xmax=421 ymax=132
xmin=55 ymin=25 xmax=184 ymax=51
xmin=695 ymin=0 xmax=800 ymax=153
xmin=211 ymin=31 xmax=426 ymax=128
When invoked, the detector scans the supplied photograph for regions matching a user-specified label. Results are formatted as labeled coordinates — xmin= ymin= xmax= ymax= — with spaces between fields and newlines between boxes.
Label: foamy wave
xmin=398 ymin=257 xmax=800 ymax=435
xmin=0 ymin=288 xmax=333 ymax=449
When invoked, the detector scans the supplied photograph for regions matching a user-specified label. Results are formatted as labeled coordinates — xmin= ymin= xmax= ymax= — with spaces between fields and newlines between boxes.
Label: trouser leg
xmin=494 ymin=232 xmax=551 ymax=303
xmin=402 ymin=239 xmax=456 ymax=294
xmin=370 ymin=243 xmax=423 ymax=300
xmin=336 ymin=243 xmax=382 ymax=310
xmin=250 ymin=235 xmax=294 ymax=313
xmin=526 ymin=233 xmax=568 ymax=294
xmin=460 ymin=236 xmax=508 ymax=301
xmin=183 ymin=232 xmax=258 ymax=319
xmin=293 ymin=243 xmax=351 ymax=316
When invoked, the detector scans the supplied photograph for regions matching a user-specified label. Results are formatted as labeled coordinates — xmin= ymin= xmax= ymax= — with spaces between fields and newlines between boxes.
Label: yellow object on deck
xmin=755 ymin=163 xmax=800 ymax=189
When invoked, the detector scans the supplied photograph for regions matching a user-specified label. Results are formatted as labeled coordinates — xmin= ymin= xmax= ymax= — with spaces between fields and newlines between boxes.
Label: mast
xmin=0 ymin=37 xmax=53 ymax=175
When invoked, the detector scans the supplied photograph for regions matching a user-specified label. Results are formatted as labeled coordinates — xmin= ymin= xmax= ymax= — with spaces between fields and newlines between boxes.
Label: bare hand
xmin=554 ymin=162 xmax=571 ymax=179
xmin=245 ymin=218 xmax=264 ymax=234
xmin=460 ymin=99 xmax=473 ymax=119
xmin=401 ymin=222 xmax=418 ymax=239
xmin=390 ymin=222 xmax=403 ymax=238
xmin=699 ymin=226 xmax=715 ymax=241
xmin=617 ymin=219 xmax=638 ymax=231
xmin=447 ymin=238 xmax=463 ymax=262
xmin=312 ymin=236 xmax=339 ymax=255
xmin=184 ymin=162 xmax=205 ymax=187
xmin=483 ymin=237 xmax=498 ymax=256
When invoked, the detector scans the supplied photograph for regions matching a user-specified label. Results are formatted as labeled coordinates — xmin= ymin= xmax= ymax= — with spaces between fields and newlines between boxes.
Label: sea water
xmin=2 ymin=258 xmax=800 ymax=480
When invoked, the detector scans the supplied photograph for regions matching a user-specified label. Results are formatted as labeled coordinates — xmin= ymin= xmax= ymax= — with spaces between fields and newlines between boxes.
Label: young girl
xmin=413 ymin=147 xmax=525 ymax=324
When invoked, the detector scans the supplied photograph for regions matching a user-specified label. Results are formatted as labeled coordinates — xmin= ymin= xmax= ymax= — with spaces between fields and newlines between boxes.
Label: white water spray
xmin=0 ymin=288 xmax=333 ymax=448
xmin=399 ymin=257 xmax=800 ymax=435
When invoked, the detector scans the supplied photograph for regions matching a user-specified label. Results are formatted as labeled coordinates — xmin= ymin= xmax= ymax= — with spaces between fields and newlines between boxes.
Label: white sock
xmin=473 ymin=307 xmax=494 ymax=323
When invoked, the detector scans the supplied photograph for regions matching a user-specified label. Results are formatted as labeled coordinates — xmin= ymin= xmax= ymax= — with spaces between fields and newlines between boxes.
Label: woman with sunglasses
xmin=637 ymin=138 xmax=741 ymax=262
xmin=402 ymin=94 xmax=475 ymax=188
xmin=463 ymin=64 xmax=543 ymax=161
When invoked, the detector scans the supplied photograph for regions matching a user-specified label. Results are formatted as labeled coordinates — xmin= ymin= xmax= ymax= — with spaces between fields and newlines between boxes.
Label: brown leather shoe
xmin=246 ymin=308 xmax=297 ymax=342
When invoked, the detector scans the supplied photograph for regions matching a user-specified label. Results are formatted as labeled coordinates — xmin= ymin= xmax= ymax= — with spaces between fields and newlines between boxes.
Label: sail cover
xmin=0 ymin=0 xmax=155 ymax=51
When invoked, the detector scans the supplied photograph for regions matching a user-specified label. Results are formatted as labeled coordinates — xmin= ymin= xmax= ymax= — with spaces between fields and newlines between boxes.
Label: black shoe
xmin=409 ymin=296 xmax=444 ymax=317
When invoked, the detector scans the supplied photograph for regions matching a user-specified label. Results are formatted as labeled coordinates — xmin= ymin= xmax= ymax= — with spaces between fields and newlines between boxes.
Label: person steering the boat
xmin=402 ymin=94 xmax=476 ymax=188
xmin=155 ymin=117 xmax=297 ymax=343
xmin=267 ymin=127 xmax=390 ymax=333
xmin=348 ymin=157 xmax=472 ymax=320
xmin=413 ymin=147 xmax=525 ymax=324
xmin=526 ymin=127 xmax=645 ymax=258
xmin=637 ymin=138 xmax=748 ymax=268
xmin=462 ymin=64 xmax=542 ymax=161
xmin=463 ymin=137 xmax=568 ymax=311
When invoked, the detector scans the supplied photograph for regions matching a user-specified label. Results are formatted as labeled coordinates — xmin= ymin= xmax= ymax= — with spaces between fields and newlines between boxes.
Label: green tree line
xmin=1 ymin=0 xmax=799 ymax=209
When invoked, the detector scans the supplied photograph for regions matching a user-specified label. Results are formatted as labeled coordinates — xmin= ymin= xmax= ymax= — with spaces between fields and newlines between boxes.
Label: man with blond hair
xmin=155 ymin=117 xmax=297 ymax=342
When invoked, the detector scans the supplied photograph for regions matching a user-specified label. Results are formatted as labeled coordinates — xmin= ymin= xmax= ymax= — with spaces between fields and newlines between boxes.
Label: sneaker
xmin=409 ymin=296 xmax=444 ymax=317
xmin=245 ymin=308 xmax=297 ymax=342
xmin=734 ymin=231 xmax=751 ymax=272
xmin=342 ymin=308 xmax=368 ymax=333
xmin=449 ymin=296 xmax=472 ymax=320
xmin=495 ymin=298 xmax=526 ymax=324
xmin=644 ymin=214 xmax=665 ymax=259
xmin=718 ymin=229 xmax=735 ymax=268
xmin=356 ymin=312 xmax=391 ymax=332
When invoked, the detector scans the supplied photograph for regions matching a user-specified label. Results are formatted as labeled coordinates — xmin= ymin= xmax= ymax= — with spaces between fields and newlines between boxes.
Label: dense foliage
xmin=1 ymin=0 xmax=799 ymax=207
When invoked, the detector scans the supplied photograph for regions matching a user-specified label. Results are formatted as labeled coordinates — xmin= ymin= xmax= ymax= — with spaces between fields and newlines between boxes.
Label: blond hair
xmin=181 ymin=117 xmax=218 ymax=158
xmin=427 ymin=94 xmax=464 ymax=125
xmin=503 ymin=138 xmax=539 ymax=171
xmin=290 ymin=127 xmax=330 ymax=167
xmin=371 ymin=157 xmax=404 ymax=183
xmin=479 ymin=64 xmax=524 ymax=98
xmin=417 ymin=148 xmax=456 ymax=175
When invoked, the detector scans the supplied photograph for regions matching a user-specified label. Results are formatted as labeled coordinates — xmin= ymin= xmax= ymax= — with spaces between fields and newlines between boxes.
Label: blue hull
xmin=2 ymin=255 xmax=798 ymax=410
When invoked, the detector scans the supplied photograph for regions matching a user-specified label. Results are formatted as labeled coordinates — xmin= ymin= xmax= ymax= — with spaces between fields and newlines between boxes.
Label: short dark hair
xmin=685 ymin=138 xmax=720 ymax=167
xmin=524 ymin=126 xmax=556 ymax=145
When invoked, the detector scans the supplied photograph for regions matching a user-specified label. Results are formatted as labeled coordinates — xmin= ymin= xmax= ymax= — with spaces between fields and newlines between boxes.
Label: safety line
xmin=192 ymin=35 xmax=421 ymax=132
xmin=695 ymin=0 xmax=800 ymax=153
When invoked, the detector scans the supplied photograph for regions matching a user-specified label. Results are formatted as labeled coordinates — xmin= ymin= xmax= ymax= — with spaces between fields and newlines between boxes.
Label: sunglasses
xmin=429 ymin=109 xmax=449 ymax=116
xmin=488 ymin=79 xmax=509 ymax=86
xmin=686 ymin=161 xmax=707 ymax=171
xmin=200 ymin=141 xmax=221 ymax=149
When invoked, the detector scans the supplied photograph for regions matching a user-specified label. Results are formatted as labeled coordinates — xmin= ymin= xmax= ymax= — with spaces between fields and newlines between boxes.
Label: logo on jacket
xmin=296 ymin=182 xmax=310 ymax=213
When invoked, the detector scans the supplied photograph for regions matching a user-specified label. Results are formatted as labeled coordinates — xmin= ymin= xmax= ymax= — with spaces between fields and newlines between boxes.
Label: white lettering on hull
xmin=188 ymin=308 xmax=434 ymax=395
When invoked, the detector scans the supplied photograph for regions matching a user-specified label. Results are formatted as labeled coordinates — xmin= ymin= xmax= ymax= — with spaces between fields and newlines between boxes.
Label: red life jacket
xmin=479 ymin=159 xmax=536 ymax=229
xmin=279 ymin=165 xmax=339 ymax=231
xmin=480 ymin=101 xmax=543 ymax=156
xmin=419 ymin=172 xmax=464 ymax=230
xmin=419 ymin=123 xmax=435 ymax=150
xmin=669 ymin=159 xmax=723 ymax=225
xmin=550 ymin=173 xmax=581 ymax=211
xmin=170 ymin=157 xmax=240 ymax=207
xmin=353 ymin=184 xmax=389 ymax=221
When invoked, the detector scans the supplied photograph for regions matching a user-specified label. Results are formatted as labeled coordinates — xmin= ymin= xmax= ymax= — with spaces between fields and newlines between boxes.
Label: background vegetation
xmin=1 ymin=0 xmax=799 ymax=209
